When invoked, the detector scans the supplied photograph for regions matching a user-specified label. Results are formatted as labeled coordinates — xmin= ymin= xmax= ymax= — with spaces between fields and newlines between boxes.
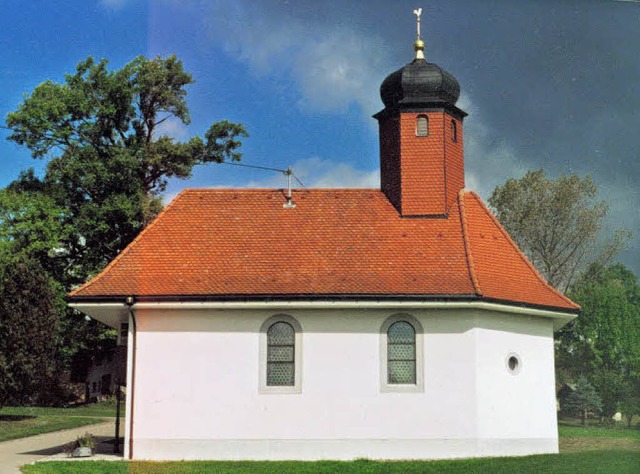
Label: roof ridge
xmin=458 ymin=190 xmax=482 ymax=296
xmin=68 ymin=189 xmax=189 ymax=298
xmin=466 ymin=191 xmax=579 ymax=310
xmin=181 ymin=188 xmax=381 ymax=193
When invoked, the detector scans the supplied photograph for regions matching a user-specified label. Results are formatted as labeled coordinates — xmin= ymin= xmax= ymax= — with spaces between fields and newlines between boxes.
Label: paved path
xmin=0 ymin=420 xmax=122 ymax=473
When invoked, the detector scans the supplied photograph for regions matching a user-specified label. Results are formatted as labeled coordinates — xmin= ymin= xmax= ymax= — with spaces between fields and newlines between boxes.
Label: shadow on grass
xmin=0 ymin=414 xmax=36 ymax=421
xmin=20 ymin=435 xmax=123 ymax=457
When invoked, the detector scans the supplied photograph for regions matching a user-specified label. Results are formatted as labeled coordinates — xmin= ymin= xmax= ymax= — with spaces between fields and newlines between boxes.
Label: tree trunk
xmin=582 ymin=408 xmax=587 ymax=426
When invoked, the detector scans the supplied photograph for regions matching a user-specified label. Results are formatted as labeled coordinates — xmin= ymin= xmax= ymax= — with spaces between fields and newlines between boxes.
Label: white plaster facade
xmin=74 ymin=301 xmax=570 ymax=461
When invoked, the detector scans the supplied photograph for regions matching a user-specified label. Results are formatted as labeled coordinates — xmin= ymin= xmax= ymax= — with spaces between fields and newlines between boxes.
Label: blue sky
xmin=1 ymin=0 xmax=639 ymax=273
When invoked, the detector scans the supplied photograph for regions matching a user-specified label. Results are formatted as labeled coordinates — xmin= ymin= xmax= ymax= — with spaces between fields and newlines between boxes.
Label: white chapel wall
xmin=128 ymin=306 xmax=557 ymax=460
xmin=474 ymin=311 xmax=558 ymax=455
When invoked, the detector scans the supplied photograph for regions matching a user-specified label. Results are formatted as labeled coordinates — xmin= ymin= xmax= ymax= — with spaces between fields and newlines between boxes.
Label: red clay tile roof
xmin=68 ymin=188 xmax=578 ymax=312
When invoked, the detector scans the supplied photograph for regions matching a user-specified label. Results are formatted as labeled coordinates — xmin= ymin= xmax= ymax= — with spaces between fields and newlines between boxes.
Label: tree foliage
xmin=5 ymin=55 xmax=247 ymax=284
xmin=566 ymin=264 xmax=640 ymax=376
xmin=562 ymin=376 xmax=603 ymax=425
xmin=558 ymin=263 xmax=640 ymax=418
xmin=488 ymin=169 xmax=629 ymax=292
xmin=0 ymin=173 xmax=70 ymax=279
xmin=0 ymin=254 xmax=62 ymax=406
xmin=490 ymin=171 xmax=638 ymax=421
xmin=620 ymin=395 xmax=640 ymax=428
xmin=1 ymin=55 xmax=247 ymax=394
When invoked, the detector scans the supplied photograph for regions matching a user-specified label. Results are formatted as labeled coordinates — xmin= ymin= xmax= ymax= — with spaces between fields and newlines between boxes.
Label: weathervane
xmin=412 ymin=8 xmax=426 ymax=60
xmin=413 ymin=8 xmax=422 ymax=39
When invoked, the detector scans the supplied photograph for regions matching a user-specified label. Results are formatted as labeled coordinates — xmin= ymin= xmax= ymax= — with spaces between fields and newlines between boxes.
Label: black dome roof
xmin=380 ymin=58 xmax=460 ymax=109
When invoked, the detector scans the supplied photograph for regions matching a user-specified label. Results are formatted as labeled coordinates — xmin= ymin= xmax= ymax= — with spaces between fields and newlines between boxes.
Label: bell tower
xmin=374 ymin=10 xmax=467 ymax=217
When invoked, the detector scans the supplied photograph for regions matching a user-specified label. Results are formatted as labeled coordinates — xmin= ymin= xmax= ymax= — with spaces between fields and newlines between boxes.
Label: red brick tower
xmin=375 ymin=28 xmax=467 ymax=217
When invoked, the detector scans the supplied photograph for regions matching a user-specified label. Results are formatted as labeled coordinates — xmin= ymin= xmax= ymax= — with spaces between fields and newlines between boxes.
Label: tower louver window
xmin=416 ymin=115 xmax=429 ymax=136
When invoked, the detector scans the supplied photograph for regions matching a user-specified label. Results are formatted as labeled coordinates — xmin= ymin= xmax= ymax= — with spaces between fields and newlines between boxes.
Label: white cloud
xmin=200 ymin=1 xmax=391 ymax=116
xmin=293 ymin=31 xmax=388 ymax=114
xmin=195 ymin=2 xmax=528 ymax=189
xmin=459 ymin=94 xmax=528 ymax=200
xmin=154 ymin=117 xmax=189 ymax=140
xmin=244 ymin=156 xmax=379 ymax=189
xmin=161 ymin=3 xmax=527 ymax=202
xmin=162 ymin=190 xmax=180 ymax=205
xmin=162 ymin=156 xmax=378 ymax=205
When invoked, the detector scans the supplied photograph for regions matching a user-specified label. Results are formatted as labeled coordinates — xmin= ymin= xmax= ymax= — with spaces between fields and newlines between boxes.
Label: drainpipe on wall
xmin=125 ymin=296 xmax=137 ymax=460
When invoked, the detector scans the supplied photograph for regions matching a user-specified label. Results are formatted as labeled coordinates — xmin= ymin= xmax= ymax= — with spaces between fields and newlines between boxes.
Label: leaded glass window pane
xmin=388 ymin=343 xmax=415 ymax=360
xmin=388 ymin=361 xmax=416 ymax=384
xmin=268 ymin=345 xmax=294 ymax=362
xmin=388 ymin=321 xmax=415 ymax=344
xmin=388 ymin=321 xmax=416 ymax=385
xmin=267 ymin=362 xmax=294 ymax=386
xmin=267 ymin=322 xmax=295 ymax=386
xmin=268 ymin=322 xmax=294 ymax=345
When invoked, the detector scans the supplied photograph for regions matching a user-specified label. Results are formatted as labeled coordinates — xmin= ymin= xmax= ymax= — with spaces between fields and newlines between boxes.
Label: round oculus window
xmin=506 ymin=353 xmax=521 ymax=375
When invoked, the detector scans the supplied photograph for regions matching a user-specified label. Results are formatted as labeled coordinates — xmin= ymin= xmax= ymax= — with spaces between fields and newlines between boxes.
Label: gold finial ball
xmin=414 ymin=38 xmax=425 ymax=59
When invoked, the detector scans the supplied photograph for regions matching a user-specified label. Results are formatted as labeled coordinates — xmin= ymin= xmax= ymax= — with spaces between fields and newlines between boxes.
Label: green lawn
xmin=2 ymin=400 xmax=124 ymax=418
xmin=0 ymin=415 xmax=104 ymax=443
xmin=17 ymin=416 xmax=640 ymax=473
xmin=0 ymin=401 xmax=123 ymax=442
xmin=19 ymin=451 xmax=640 ymax=474
xmin=558 ymin=420 xmax=640 ymax=454
xmin=558 ymin=422 xmax=640 ymax=440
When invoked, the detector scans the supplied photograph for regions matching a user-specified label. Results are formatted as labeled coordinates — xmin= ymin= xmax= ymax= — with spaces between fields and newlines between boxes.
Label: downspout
xmin=125 ymin=296 xmax=137 ymax=460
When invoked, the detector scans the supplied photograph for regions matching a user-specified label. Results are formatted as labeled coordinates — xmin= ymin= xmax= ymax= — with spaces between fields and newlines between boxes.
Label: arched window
xmin=380 ymin=314 xmax=424 ymax=392
xmin=416 ymin=115 xmax=429 ymax=136
xmin=387 ymin=321 xmax=416 ymax=384
xmin=451 ymin=119 xmax=458 ymax=142
xmin=260 ymin=315 xmax=302 ymax=393
xmin=267 ymin=321 xmax=295 ymax=386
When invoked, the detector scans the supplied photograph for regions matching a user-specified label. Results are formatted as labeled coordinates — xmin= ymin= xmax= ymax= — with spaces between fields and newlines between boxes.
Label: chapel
xmin=69 ymin=13 xmax=578 ymax=461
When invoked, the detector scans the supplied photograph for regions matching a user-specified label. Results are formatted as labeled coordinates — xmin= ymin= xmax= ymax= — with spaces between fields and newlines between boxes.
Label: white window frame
xmin=380 ymin=314 xmax=424 ymax=393
xmin=259 ymin=314 xmax=303 ymax=394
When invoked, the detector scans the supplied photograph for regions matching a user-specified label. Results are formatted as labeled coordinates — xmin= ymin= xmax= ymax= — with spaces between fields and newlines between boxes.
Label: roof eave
xmin=67 ymin=293 xmax=579 ymax=315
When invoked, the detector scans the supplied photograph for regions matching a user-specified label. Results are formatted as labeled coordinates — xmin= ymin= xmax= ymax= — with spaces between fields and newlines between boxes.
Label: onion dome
xmin=380 ymin=15 xmax=461 ymax=110
xmin=380 ymin=58 xmax=461 ymax=109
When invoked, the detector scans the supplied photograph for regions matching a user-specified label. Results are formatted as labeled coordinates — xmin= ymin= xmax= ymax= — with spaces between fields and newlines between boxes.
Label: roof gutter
xmin=67 ymin=293 xmax=578 ymax=315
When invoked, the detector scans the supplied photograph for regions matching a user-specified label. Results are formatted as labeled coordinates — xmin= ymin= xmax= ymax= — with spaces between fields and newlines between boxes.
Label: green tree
xmin=0 ymin=254 xmax=62 ymax=406
xmin=2 ymin=54 xmax=247 ymax=387
xmin=590 ymin=370 xmax=629 ymax=421
xmin=620 ymin=395 xmax=640 ymax=428
xmin=0 ymin=172 xmax=69 ymax=279
xmin=569 ymin=265 xmax=640 ymax=374
xmin=5 ymin=54 xmax=247 ymax=284
xmin=488 ymin=170 xmax=629 ymax=293
xmin=562 ymin=376 xmax=603 ymax=425
xmin=559 ymin=264 xmax=640 ymax=417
